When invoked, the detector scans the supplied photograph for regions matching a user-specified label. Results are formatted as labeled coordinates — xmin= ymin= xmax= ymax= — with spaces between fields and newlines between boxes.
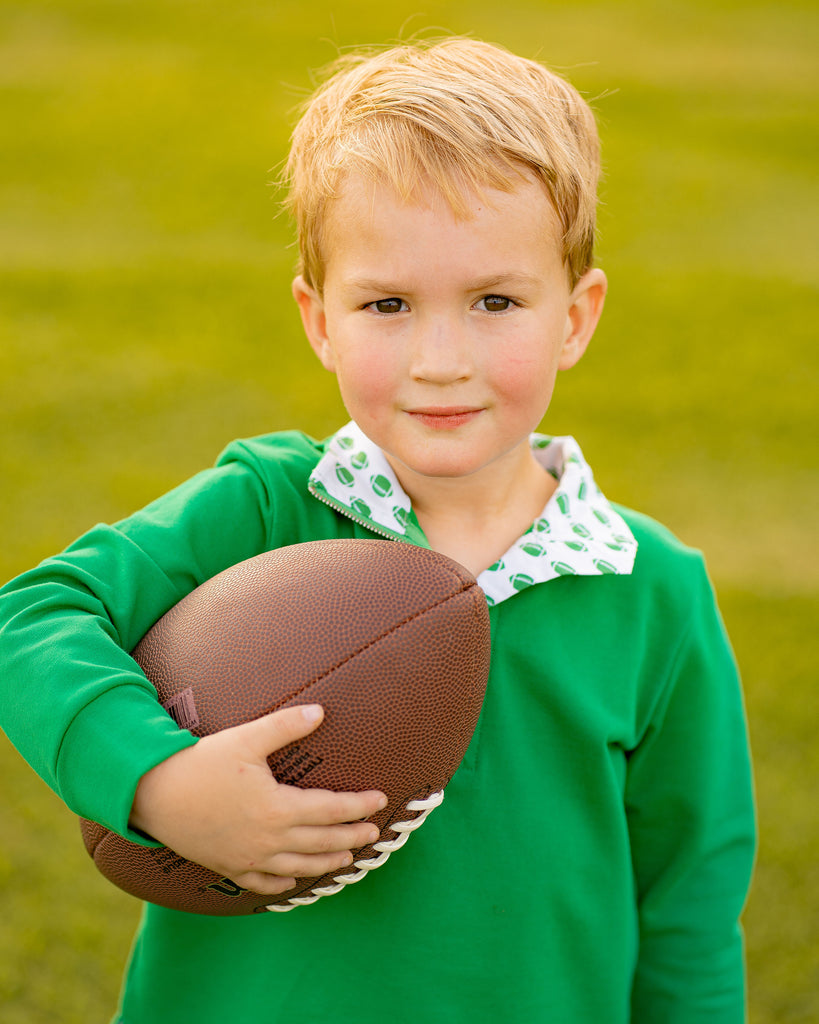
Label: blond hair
xmin=285 ymin=38 xmax=601 ymax=291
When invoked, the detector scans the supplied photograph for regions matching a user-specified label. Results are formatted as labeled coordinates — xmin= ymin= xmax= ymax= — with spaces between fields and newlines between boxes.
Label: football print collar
xmin=308 ymin=421 xmax=637 ymax=606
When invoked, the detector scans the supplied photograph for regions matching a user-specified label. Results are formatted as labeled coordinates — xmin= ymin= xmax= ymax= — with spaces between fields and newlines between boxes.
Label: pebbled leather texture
xmin=80 ymin=539 xmax=490 ymax=915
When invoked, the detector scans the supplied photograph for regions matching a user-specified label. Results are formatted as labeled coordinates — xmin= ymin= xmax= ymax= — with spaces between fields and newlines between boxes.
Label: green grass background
xmin=1 ymin=0 xmax=816 ymax=1020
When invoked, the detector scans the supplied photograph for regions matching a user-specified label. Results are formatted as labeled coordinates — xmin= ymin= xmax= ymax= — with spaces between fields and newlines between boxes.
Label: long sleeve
xmin=625 ymin=561 xmax=756 ymax=1021
xmin=0 ymin=450 xmax=275 ymax=841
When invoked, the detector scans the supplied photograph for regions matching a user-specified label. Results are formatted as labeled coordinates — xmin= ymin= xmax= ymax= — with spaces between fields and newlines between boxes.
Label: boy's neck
xmin=386 ymin=446 xmax=558 ymax=577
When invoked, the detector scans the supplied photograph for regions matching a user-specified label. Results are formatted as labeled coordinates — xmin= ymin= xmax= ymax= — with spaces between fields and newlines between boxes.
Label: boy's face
xmin=293 ymin=174 xmax=605 ymax=496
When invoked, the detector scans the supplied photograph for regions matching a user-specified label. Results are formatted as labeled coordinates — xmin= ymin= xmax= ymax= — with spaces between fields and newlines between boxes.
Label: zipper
xmin=308 ymin=483 xmax=416 ymax=544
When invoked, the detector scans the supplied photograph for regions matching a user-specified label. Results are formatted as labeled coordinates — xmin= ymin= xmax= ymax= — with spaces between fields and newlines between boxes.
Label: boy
xmin=0 ymin=38 xmax=755 ymax=1023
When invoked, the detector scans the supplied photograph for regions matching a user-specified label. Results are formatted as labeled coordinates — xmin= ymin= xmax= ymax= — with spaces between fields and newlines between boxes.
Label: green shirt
xmin=0 ymin=426 xmax=755 ymax=1023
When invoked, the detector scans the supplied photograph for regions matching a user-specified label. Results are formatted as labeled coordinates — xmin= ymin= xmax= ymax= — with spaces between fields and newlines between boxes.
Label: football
xmin=79 ymin=538 xmax=490 ymax=915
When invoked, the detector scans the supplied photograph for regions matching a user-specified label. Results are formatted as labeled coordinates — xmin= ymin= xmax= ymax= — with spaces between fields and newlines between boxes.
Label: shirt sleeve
xmin=625 ymin=559 xmax=756 ymax=1022
xmin=0 ymin=448 xmax=275 ymax=844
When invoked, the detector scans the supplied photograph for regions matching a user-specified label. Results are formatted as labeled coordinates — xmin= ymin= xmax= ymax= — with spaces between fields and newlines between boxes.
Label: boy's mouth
xmin=406 ymin=407 xmax=483 ymax=430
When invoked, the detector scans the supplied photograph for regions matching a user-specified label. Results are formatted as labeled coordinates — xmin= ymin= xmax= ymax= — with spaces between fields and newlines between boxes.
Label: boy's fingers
xmin=231 ymin=821 xmax=386 ymax=894
xmin=276 ymin=784 xmax=387 ymax=826
xmin=230 ymin=703 xmax=325 ymax=759
xmin=231 ymin=872 xmax=297 ymax=897
xmin=273 ymin=820 xmax=381 ymax=856
xmin=264 ymin=848 xmax=358 ymax=880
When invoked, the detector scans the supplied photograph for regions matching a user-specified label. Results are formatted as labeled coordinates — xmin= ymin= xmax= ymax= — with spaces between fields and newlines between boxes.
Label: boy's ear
xmin=558 ymin=268 xmax=607 ymax=371
xmin=292 ymin=275 xmax=336 ymax=372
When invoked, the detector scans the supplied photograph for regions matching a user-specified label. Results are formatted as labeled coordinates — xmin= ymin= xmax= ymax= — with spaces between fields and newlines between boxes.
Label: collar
xmin=308 ymin=421 xmax=637 ymax=606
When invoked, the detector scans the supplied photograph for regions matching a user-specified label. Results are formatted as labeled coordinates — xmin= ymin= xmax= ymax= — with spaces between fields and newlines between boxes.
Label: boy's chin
xmin=383 ymin=445 xmax=511 ymax=488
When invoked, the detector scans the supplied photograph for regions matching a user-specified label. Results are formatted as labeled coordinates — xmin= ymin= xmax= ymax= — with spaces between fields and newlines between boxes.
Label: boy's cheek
xmin=336 ymin=349 xmax=398 ymax=394
xmin=491 ymin=358 xmax=559 ymax=400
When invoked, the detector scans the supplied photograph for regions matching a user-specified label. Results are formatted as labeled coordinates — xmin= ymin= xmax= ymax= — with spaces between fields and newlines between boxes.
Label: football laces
xmin=265 ymin=789 xmax=445 ymax=911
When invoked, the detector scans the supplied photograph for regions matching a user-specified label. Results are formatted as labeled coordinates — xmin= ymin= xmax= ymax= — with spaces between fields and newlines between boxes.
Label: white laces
xmin=266 ymin=789 xmax=445 ymax=911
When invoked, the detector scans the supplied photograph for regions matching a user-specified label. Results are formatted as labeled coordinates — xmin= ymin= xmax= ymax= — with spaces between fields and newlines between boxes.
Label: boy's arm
xmin=625 ymin=560 xmax=756 ymax=1022
xmin=129 ymin=703 xmax=386 ymax=895
xmin=0 ymin=456 xmax=272 ymax=837
xmin=0 ymin=444 xmax=387 ymax=888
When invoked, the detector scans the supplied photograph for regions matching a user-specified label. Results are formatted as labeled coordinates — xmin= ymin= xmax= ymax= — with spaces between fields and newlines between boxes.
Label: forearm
xmin=0 ymin=531 xmax=200 ymax=835
xmin=0 ymin=457 xmax=273 ymax=832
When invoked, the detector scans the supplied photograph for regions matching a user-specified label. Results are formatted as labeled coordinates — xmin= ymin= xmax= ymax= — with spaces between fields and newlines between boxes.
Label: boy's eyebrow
xmin=343 ymin=272 xmax=542 ymax=294
xmin=466 ymin=272 xmax=542 ymax=292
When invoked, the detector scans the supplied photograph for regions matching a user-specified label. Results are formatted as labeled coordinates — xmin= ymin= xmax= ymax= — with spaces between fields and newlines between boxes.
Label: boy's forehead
xmin=319 ymin=172 xmax=567 ymax=289
xmin=322 ymin=171 xmax=563 ymax=256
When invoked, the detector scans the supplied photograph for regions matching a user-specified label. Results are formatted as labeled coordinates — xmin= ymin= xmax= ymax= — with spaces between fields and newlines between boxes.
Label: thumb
xmin=231 ymin=703 xmax=325 ymax=761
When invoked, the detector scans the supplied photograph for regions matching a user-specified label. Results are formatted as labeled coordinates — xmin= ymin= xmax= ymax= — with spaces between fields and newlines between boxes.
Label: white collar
xmin=309 ymin=421 xmax=637 ymax=606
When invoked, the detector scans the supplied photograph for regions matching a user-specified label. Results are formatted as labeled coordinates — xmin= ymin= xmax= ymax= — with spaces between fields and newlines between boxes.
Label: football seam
xmin=264 ymin=578 xmax=481 ymax=713
xmin=266 ymin=788 xmax=446 ymax=912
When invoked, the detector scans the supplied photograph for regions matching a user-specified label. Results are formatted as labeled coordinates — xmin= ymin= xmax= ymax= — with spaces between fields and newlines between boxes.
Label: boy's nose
xmin=409 ymin=320 xmax=473 ymax=384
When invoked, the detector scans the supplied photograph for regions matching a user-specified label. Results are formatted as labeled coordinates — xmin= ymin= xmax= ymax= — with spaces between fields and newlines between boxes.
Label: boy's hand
xmin=129 ymin=704 xmax=387 ymax=896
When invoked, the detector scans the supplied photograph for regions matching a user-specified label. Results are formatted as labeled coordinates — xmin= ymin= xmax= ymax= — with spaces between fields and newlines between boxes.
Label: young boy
xmin=0 ymin=38 xmax=755 ymax=1023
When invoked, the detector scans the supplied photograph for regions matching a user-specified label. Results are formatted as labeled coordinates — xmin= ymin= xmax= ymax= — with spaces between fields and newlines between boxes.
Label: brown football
xmin=79 ymin=538 xmax=490 ymax=915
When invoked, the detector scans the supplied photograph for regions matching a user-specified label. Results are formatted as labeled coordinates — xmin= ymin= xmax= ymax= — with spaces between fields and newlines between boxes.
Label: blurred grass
xmin=0 ymin=0 xmax=817 ymax=1020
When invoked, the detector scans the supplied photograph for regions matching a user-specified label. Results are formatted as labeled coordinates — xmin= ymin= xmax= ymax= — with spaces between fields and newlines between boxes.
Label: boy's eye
xmin=367 ymin=298 xmax=408 ymax=314
xmin=476 ymin=295 xmax=512 ymax=312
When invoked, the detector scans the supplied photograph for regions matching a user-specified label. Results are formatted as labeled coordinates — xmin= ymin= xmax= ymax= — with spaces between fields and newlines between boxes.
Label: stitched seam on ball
xmin=266 ymin=789 xmax=444 ymax=912
xmin=266 ymin=580 xmax=480 ymax=708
